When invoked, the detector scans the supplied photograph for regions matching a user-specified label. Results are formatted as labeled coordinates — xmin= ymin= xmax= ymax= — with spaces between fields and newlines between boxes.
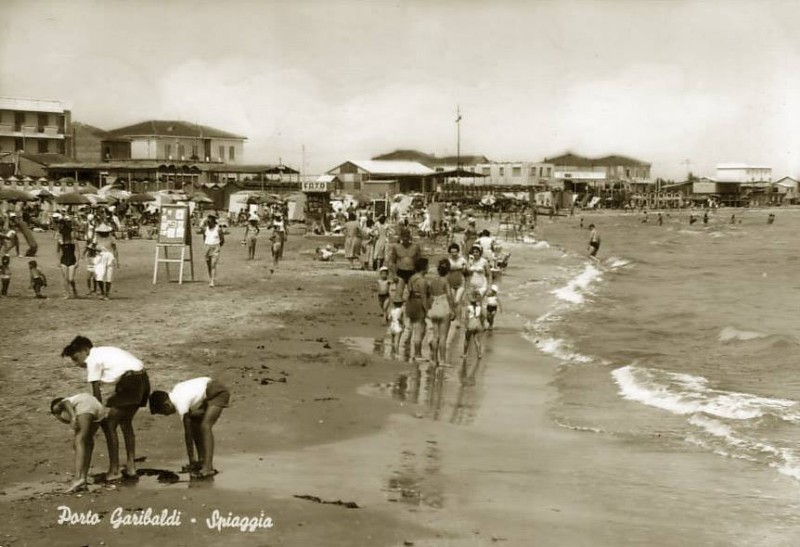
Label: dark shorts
xmin=378 ymin=294 xmax=389 ymax=308
xmin=205 ymin=379 xmax=231 ymax=409
xmin=486 ymin=305 xmax=498 ymax=313
xmin=396 ymin=269 xmax=414 ymax=283
xmin=107 ymin=370 xmax=151 ymax=409
xmin=589 ymin=242 xmax=600 ymax=256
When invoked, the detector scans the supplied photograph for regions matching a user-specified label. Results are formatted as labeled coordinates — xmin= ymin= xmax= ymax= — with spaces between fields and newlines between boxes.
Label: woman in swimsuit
xmin=57 ymin=218 xmax=79 ymax=299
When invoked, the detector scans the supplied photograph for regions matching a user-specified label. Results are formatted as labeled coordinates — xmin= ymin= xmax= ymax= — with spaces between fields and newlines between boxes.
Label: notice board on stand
xmin=153 ymin=204 xmax=194 ymax=284
xmin=158 ymin=204 xmax=191 ymax=245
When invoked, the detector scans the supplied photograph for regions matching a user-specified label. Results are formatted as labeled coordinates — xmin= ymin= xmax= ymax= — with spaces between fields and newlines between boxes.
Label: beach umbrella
xmin=76 ymin=184 xmax=100 ymax=194
xmin=0 ymin=188 xmax=36 ymax=201
xmin=103 ymin=189 xmax=131 ymax=201
xmin=128 ymin=192 xmax=156 ymax=203
xmin=55 ymin=192 xmax=91 ymax=205
xmin=190 ymin=193 xmax=214 ymax=204
xmin=30 ymin=188 xmax=54 ymax=199
xmin=83 ymin=194 xmax=109 ymax=205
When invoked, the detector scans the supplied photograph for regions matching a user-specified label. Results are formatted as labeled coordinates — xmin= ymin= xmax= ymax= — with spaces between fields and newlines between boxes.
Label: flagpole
xmin=456 ymin=105 xmax=461 ymax=187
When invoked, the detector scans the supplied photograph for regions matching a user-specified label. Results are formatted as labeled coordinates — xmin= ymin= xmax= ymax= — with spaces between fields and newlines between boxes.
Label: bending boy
xmin=62 ymin=336 xmax=150 ymax=482
xmin=149 ymin=377 xmax=230 ymax=479
xmin=50 ymin=393 xmax=108 ymax=492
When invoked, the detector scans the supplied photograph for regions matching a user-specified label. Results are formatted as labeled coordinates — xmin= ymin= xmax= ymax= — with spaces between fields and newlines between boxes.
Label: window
xmin=191 ymin=144 xmax=198 ymax=159
xmin=229 ymin=146 xmax=235 ymax=160
xmin=499 ymin=167 xmax=504 ymax=176
xmin=482 ymin=167 xmax=490 ymax=175
xmin=15 ymin=137 xmax=23 ymax=151
xmin=38 ymin=113 xmax=48 ymax=132
xmin=546 ymin=167 xmax=551 ymax=176
xmin=178 ymin=144 xmax=185 ymax=159
xmin=512 ymin=167 xmax=521 ymax=177
xmin=38 ymin=139 xmax=48 ymax=153
xmin=539 ymin=167 xmax=543 ymax=176
xmin=219 ymin=146 xmax=224 ymax=160
xmin=165 ymin=144 xmax=172 ymax=159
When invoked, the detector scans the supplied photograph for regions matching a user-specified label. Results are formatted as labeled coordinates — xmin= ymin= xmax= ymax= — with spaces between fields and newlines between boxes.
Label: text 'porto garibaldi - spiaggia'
xmin=57 ymin=506 xmax=275 ymax=532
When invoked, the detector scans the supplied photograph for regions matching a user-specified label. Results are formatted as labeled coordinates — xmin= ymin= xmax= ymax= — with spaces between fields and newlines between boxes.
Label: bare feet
xmin=64 ymin=479 xmax=87 ymax=493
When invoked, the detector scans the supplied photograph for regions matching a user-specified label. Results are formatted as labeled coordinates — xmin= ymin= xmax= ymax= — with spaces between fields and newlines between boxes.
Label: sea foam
xmin=611 ymin=365 xmax=799 ymax=421
xmin=551 ymin=264 xmax=602 ymax=304
xmin=718 ymin=326 xmax=766 ymax=342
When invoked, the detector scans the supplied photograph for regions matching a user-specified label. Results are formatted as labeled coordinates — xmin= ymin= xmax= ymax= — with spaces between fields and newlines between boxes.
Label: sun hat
xmin=95 ymin=223 xmax=113 ymax=233
xmin=379 ymin=266 xmax=389 ymax=272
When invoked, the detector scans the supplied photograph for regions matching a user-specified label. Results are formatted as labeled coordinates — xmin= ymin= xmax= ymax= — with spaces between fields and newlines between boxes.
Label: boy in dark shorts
xmin=149 ymin=377 xmax=230 ymax=479
xmin=62 ymin=335 xmax=150 ymax=482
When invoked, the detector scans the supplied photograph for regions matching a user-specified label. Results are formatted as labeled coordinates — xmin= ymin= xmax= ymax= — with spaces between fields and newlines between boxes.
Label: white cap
xmin=491 ymin=284 xmax=499 ymax=293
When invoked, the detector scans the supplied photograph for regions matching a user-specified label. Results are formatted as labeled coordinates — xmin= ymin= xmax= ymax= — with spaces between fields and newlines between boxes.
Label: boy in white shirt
xmin=50 ymin=393 xmax=108 ymax=492
xmin=62 ymin=336 xmax=150 ymax=482
xmin=149 ymin=377 xmax=230 ymax=480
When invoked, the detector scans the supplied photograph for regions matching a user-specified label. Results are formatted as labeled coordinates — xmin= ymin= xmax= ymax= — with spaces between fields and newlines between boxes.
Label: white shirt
xmin=168 ymin=377 xmax=212 ymax=417
xmin=204 ymin=225 xmax=222 ymax=245
xmin=85 ymin=346 xmax=144 ymax=384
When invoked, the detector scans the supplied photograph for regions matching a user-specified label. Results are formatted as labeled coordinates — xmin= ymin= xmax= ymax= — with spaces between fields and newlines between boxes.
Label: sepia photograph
xmin=1 ymin=1 xmax=799 ymax=545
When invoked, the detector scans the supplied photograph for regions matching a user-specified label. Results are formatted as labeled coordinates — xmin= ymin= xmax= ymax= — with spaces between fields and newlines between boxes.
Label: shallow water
xmin=517 ymin=210 xmax=800 ymax=484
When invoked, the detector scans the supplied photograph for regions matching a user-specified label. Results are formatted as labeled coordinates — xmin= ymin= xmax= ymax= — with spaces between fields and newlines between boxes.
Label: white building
xmin=473 ymin=162 xmax=553 ymax=186
xmin=0 ymin=96 xmax=71 ymax=156
xmin=716 ymin=163 xmax=771 ymax=183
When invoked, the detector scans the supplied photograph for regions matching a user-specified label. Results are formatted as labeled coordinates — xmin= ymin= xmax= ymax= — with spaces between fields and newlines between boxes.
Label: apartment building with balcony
xmin=100 ymin=120 xmax=246 ymax=163
xmin=0 ymin=97 xmax=71 ymax=155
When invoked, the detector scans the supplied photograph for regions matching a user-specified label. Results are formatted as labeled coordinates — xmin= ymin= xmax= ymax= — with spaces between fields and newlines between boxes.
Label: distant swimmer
xmin=689 ymin=214 xmax=697 ymax=225
xmin=767 ymin=213 xmax=775 ymax=225
xmin=587 ymin=224 xmax=601 ymax=263
xmin=580 ymin=217 xmax=584 ymax=229
xmin=657 ymin=212 xmax=663 ymax=226
xmin=703 ymin=210 xmax=709 ymax=225
xmin=730 ymin=214 xmax=736 ymax=224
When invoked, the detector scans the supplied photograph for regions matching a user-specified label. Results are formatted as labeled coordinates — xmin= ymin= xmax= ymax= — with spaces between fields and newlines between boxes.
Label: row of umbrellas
xmin=0 ymin=187 xmax=215 ymax=205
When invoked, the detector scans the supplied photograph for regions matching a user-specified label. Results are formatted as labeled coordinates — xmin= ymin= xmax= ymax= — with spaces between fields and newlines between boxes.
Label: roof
xmin=71 ymin=122 xmax=110 ymax=138
xmin=338 ymin=160 xmax=434 ymax=176
xmin=372 ymin=149 xmax=490 ymax=168
xmin=105 ymin=120 xmax=246 ymax=140
xmin=316 ymin=174 xmax=339 ymax=183
xmin=545 ymin=152 xmax=650 ymax=167
xmin=207 ymin=164 xmax=298 ymax=174
xmin=47 ymin=160 xmax=208 ymax=171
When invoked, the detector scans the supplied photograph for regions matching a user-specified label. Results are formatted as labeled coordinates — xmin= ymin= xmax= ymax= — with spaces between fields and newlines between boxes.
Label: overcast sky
xmin=2 ymin=0 xmax=799 ymax=180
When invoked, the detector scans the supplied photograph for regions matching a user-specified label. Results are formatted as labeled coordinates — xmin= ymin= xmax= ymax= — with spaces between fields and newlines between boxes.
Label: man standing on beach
xmin=200 ymin=214 xmax=225 ymax=287
xmin=587 ymin=224 xmax=601 ymax=263
xmin=388 ymin=227 xmax=422 ymax=300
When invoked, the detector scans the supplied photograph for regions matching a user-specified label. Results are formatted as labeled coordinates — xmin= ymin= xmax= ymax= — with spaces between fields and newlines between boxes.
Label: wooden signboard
xmin=153 ymin=204 xmax=194 ymax=284
xmin=157 ymin=204 xmax=191 ymax=244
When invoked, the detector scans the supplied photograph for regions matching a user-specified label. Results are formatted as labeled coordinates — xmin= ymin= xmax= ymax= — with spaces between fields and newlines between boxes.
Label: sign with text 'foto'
xmin=158 ymin=205 xmax=191 ymax=245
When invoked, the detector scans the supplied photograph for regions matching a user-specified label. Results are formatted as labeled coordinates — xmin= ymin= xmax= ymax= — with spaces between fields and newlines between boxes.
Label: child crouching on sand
xmin=50 ymin=393 xmax=108 ymax=492
xmin=149 ymin=377 xmax=230 ymax=480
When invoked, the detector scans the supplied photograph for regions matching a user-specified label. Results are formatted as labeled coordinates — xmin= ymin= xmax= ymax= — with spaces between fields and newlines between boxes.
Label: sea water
xmin=506 ymin=209 xmax=800 ymax=484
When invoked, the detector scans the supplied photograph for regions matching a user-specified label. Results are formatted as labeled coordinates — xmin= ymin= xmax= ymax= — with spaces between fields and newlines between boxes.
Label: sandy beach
xmin=3 ymin=214 xmax=800 ymax=547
